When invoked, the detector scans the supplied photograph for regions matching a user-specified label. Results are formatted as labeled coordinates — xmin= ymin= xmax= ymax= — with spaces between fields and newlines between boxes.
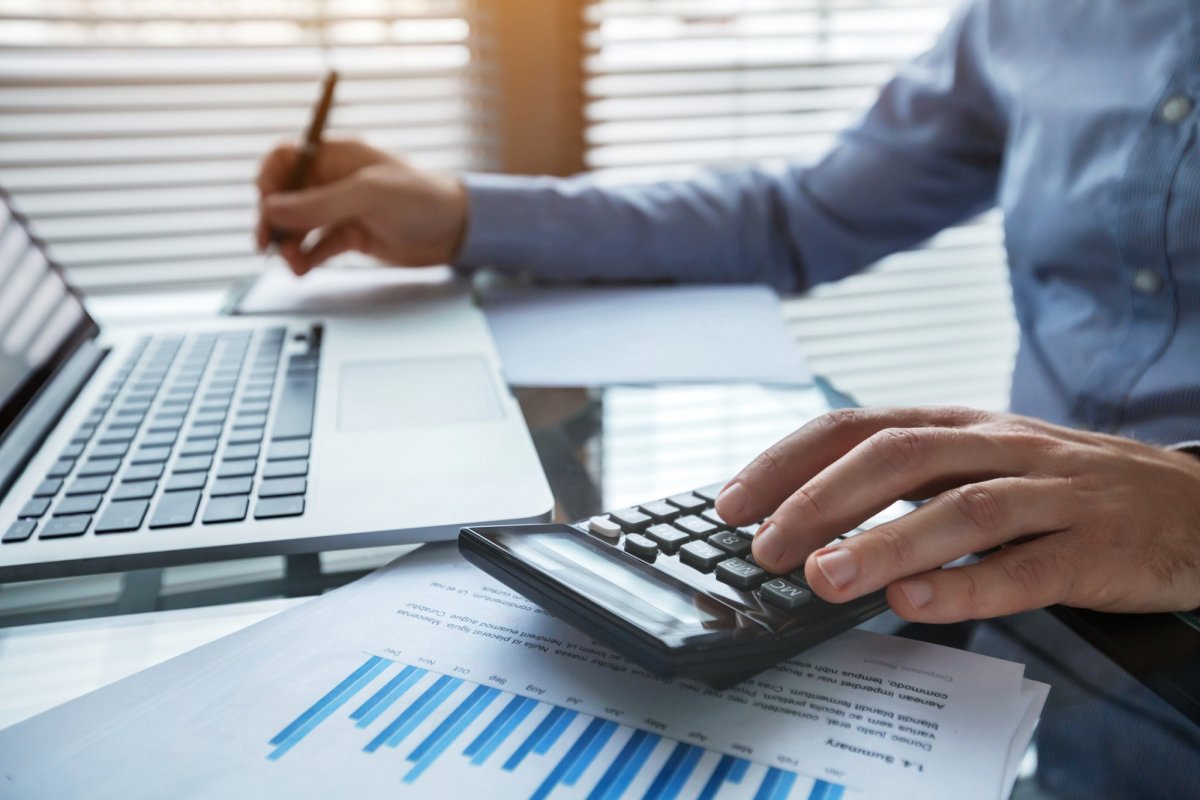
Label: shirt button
xmin=1132 ymin=268 xmax=1163 ymax=294
xmin=1160 ymin=95 xmax=1193 ymax=123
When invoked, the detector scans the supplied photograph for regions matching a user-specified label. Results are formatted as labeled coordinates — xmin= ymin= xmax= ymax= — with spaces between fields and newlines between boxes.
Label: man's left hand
xmin=714 ymin=407 xmax=1200 ymax=622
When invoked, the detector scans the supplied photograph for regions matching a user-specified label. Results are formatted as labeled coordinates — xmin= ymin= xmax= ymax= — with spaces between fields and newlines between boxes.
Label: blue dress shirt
xmin=457 ymin=0 xmax=1200 ymax=445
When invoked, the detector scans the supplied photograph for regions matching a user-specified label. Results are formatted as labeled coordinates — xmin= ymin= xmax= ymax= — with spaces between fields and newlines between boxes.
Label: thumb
xmin=262 ymin=175 xmax=368 ymax=236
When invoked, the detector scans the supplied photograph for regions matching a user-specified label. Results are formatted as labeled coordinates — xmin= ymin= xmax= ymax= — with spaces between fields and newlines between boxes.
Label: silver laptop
xmin=0 ymin=193 xmax=553 ymax=582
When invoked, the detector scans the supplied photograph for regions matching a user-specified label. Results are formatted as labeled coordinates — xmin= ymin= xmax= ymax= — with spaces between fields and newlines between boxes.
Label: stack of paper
xmin=0 ymin=545 xmax=1047 ymax=799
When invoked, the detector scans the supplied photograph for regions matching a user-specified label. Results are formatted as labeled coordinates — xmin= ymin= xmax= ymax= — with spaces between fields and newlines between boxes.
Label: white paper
xmin=234 ymin=263 xmax=458 ymax=315
xmin=0 ymin=545 xmax=1046 ymax=800
xmin=482 ymin=285 xmax=813 ymax=387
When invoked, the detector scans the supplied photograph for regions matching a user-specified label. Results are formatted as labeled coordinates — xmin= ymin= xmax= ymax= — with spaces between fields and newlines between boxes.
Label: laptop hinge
xmin=0 ymin=340 xmax=108 ymax=502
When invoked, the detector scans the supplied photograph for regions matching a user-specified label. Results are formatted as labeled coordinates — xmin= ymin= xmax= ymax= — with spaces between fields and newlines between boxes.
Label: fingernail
xmin=715 ymin=482 xmax=747 ymax=519
xmin=814 ymin=548 xmax=858 ymax=589
xmin=753 ymin=522 xmax=784 ymax=566
xmin=900 ymin=580 xmax=933 ymax=609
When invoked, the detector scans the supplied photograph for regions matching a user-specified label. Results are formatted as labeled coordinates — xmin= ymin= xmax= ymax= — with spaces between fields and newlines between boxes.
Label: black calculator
xmin=459 ymin=483 xmax=906 ymax=689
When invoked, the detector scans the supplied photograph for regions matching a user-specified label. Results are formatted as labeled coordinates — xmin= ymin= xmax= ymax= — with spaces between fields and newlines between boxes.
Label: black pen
xmin=267 ymin=69 xmax=339 ymax=249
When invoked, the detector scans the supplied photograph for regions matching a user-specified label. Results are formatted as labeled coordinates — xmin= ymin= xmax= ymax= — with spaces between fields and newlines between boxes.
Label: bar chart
xmin=267 ymin=654 xmax=853 ymax=799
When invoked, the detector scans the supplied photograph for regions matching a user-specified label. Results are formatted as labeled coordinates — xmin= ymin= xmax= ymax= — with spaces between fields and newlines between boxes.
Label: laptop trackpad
xmin=337 ymin=356 xmax=504 ymax=431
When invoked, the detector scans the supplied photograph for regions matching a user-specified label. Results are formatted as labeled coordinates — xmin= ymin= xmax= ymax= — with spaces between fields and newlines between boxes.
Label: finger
xmin=750 ymin=426 xmax=1033 ymax=573
xmin=279 ymin=239 xmax=310 ymax=277
xmin=802 ymin=477 xmax=1074 ymax=602
xmin=256 ymin=142 xmax=300 ymax=197
xmin=261 ymin=176 xmax=370 ymax=240
xmin=715 ymin=406 xmax=987 ymax=525
xmin=297 ymin=223 xmax=369 ymax=272
xmin=885 ymin=537 xmax=1077 ymax=623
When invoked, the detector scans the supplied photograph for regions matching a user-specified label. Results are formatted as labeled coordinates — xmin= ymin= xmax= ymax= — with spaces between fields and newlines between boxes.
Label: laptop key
xmin=173 ymin=455 xmax=212 ymax=473
xmin=33 ymin=478 xmax=63 ymax=497
xmin=140 ymin=431 xmax=177 ymax=448
xmin=262 ymin=459 xmax=307 ymax=479
xmin=254 ymin=496 xmax=304 ymax=519
xmin=54 ymin=494 xmax=103 ymax=515
xmin=18 ymin=498 xmax=51 ymax=518
xmin=66 ymin=475 xmax=111 ymax=496
xmin=187 ymin=424 xmax=221 ymax=440
xmin=77 ymin=458 xmax=121 ymax=477
xmin=113 ymin=480 xmax=157 ymax=501
xmin=164 ymin=472 xmax=207 ymax=492
xmin=272 ymin=368 xmax=316 ymax=440
xmin=258 ymin=477 xmax=306 ymax=498
xmin=94 ymin=500 xmax=150 ymax=534
xmin=90 ymin=442 xmax=130 ymax=459
xmin=217 ymin=460 xmax=256 ymax=479
xmin=123 ymin=463 xmax=163 ymax=482
xmin=148 ymin=491 xmax=201 ymax=528
xmin=40 ymin=515 xmax=91 ymax=539
xmin=180 ymin=439 xmax=217 ymax=457
xmin=202 ymin=496 xmax=249 ymax=524
xmin=227 ymin=428 xmax=263 ymax=445
xmin=3 ymin=520 xmax=37 ymax=543
xmin=224 ymin=443 xmax=260 ymax=461
xmin=46 ymin=459 xmax=74 ymax=478
xmin=211 ymin=477 xmax=252 ymax=497
xmin=267 ymin=439 xmax=309 ymax=461
xmin=60 ymin=442 xmax=86 ymax=459
xmin=98 ymin=428 xmax=136 ymax=444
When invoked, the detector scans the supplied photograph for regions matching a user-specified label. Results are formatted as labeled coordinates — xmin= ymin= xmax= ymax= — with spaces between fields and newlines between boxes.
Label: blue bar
xmin=535 ymin=708 xmax=578 ymax=755
xmin=465 ymin=695 xmax=525 ymax=757
xmin=661 ymin=745 xmax=703 ymax=799
xmin=503 ymin=706 xmax=569 ymax=771
xmin=402 ymin=686 xmax=501 ymax=783
xmin=564 ymin=720 xmax=619 ymax=786
xmin=605 ymin=731 xmax=661 ymax=800
xmin=267 ymin=655 xmax=389 ymax=760
xmin=531 ymin=717 xmax=611 ymax=800
xmin=408 ymin=685 xmax=499 ymax=763
xmin=469 ymin=697 xmax=537 ymax=766
xmin=754 ymin=768 xmax=785 ymax=800
xmin=352 ymin=666 xmax=424 ymax=727
xmin=728 ymin=758 xmax=750 ymax=784
xmin=270 ymin=655 xmax=386 ymax=745
xmin=808 ymin=780 xmax=843 ymax=800
xmin=772 ymin=771 xmax=797 ymax=800
xmin=587 ymin=729 xmax=652 ymax=800
xmin=698 ymin=755 xmax=736 ymax=800
xmin=644 ymin=742 xmax=692 ymax=800
xmin=363 ymin=675 xmax=461 ymax=753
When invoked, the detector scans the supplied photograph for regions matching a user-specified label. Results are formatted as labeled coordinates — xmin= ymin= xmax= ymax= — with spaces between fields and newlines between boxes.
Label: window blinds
xmin=0 ymin=0 xmax=496 ymax=293
xmin=583 ymin=0 xmax=1017 ymax=410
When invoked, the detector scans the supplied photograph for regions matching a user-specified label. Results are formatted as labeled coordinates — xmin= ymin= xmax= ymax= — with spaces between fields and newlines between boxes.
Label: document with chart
xmin=0 ymin=545 xmax=1047 ymax=800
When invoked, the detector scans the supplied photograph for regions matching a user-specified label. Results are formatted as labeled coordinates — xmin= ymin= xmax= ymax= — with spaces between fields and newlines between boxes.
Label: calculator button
xmin=679 ymin=540 xmax=726 ymax=572
xmin=737 ymin=525 xmax=760 ymax=540
xmin=609 ymin=508 xmax=652 ymax=533
xmin=666 ymin=493 xmax=706 ymax=512
xmin=638 ymin=500 xmax=680 ymax=523
xmin=707 ymin=530 xmax=751 ymax=557
xmin=693 ymin=483 xmax=726 ymax=502
xmin=759 ymin=578 xmax=813 ymax=611
xmin=587 ymin=515 xmax=622 ymax=540
xmin=645 ymin=523 xmax=690 ymax=553
xmin=674 ymin=515 xmax=718 ymax=539
xmin=715 ymin=558 xmax=767 ymax=589
xmin=700 ymin=508 xmax=730 ymax=529
xmin=622 ymin=533 xmax=658 ymax=560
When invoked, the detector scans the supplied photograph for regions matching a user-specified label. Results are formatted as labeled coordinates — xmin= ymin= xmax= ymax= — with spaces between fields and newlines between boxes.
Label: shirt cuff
xmin=454 ymin=172 xmax=557 ymax=274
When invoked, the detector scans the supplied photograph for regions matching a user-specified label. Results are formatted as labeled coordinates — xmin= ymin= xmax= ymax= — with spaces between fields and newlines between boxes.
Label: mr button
xmin=759 ymin=578 xmax=812 ymax=611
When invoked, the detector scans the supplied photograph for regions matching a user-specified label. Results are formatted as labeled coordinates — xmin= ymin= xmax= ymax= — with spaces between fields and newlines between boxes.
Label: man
xmin=257 ymin=1 xmax=1200 ymax=791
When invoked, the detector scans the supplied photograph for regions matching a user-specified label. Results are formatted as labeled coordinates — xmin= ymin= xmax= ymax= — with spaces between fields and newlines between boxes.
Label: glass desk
xmin=1 ymin=377 xmax=1197 ymax=798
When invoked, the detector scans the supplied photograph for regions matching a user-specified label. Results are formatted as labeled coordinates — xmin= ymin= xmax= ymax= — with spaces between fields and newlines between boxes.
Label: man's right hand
xmin=255 ymin=138 xmax=468 ymax=276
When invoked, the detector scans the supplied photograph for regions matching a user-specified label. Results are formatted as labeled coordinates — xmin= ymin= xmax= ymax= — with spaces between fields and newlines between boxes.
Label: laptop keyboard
xmin=3 ymin=325 xmax=320 ymax=544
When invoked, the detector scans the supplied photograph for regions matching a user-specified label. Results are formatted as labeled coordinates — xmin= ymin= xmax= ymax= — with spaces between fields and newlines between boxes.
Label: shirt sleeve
xmin=455 ymin=0 xmax=1005 ymax=293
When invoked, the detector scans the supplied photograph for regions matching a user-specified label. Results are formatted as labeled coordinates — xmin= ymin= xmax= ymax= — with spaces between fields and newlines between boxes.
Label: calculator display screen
xmin=499 ymin=530 xmax=723 ymax=637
